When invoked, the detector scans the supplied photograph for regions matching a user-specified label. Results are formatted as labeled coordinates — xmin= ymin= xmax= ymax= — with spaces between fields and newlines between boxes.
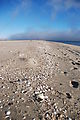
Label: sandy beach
xmin=0 ymin=40 xmax=80 ymax=120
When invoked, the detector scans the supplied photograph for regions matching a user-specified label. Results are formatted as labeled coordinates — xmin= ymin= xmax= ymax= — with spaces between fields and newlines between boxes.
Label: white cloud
xmin=12 ymin=0 xmax=32 ymax=18
xmin=46 ymin=0 xmax=80 ymax=28
xmin=47 ymin=0 xmax=80 ymax=11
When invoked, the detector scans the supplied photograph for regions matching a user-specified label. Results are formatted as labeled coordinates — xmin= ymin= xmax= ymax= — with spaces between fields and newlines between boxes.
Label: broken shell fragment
xmin=37 ymin=93 xmax=45 ymax=101
xmin=33 ymin=92 xmax=45 ymax=102
xmin=5 ymin=110 xmax=11 ymax=116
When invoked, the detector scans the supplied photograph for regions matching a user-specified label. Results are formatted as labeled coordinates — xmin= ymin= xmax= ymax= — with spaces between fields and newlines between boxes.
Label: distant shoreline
xmin=0 ymin=39 xmax=80 ymax=46
xmin=46 ymin=40 xmax=80 ymax=46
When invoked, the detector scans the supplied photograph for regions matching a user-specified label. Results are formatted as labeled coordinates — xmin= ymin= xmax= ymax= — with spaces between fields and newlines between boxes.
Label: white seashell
xmin=35 ymin=91 xmax=39 ymax=94
xmin=3 ymin=86 xmax=5 ymax=89
xmin=23 ymin=116 xmax=26 ymax=119
xmin=69 ymin=118 xmax=72 ymax=120
xmin=37 ymin=93 xmax=44 ymax=100
xmin=8 ymin=87 xmax=9 ymax=89
xmin=21 ymin=98 xmax=25 ymax=100
xmin=54 ymin=111 xmax=57 ymax=115
xmin=44 ymin=96 xmax=48 ymax=99
xmin=0 ymin=76 xmax=3 ymax=80
xmin=32 ymin=118 xmax=35 ymax=120
xmin=22 ymin=90 xmax=25 ymax=93
xmin=30 ymin=87 xmax=32 ymax=91
xmin=0 ymin=106 xmax=3 ymax=108
xmin=6 ymin=111 xmax=11 ymax=116
xmin=12 ymin=98 xmax=14 ymax=101
xmin=5 ymin=116 xmax=9 ymax=118
xmin=55 ymin=106 xmax=57 ymax=109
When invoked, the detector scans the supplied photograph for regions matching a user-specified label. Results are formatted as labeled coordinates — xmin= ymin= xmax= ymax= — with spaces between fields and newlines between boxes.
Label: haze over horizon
xmin=0 ymin=0 xmax=80 ymax=41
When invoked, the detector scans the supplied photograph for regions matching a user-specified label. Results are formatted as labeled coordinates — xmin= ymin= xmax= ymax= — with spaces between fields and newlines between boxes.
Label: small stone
xmin=66 ymin=93 xmax=72 ymax=99
xmin=72 ymin=61 xmax=75 ymax=65
xmin=73 ymin=67 xmax=78 ymax=70
xmin=70 ymin=80 xmax=79 ymax=88
xmin=64 ymin=71 xmax=68 ymax=75
xmin=8 ymin=102 xmax=13 ymax=106
xmin=75 ymin=62 xmax=80 ymax=65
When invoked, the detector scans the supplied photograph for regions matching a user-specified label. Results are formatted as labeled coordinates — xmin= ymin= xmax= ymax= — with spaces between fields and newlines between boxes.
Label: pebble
xmin=64 ymin=71 xmax=68 ymax=75
xmin=70 ymin=80 xmax=79 ymax=88
xmin=66 ymin=93 xmax=72 ymax=99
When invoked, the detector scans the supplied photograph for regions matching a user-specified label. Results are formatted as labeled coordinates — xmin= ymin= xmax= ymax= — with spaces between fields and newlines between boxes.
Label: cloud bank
xmin=10 ymin=30 xmax=80 ymax=41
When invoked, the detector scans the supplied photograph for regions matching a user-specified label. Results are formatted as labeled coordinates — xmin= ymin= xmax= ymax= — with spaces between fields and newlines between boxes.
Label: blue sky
xmin=0 ymin=0 xmax=80 ymax=40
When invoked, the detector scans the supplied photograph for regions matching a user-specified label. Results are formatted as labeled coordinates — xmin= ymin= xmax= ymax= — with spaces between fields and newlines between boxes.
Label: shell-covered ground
xmin=0 ymin=40 xmax=80 ymax=120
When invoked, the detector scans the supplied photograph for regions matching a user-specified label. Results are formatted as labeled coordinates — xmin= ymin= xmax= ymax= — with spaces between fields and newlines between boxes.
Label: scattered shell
xmin=37 ymin=93 xmax=45 ymax=101
xmin=69 ymin=118 xmax=72 ymax=120
xmin=0 ymin=105 xmax=3 ymax=109
xmin=5 ymin=111 xmax=11 ymax=116
xmin=32 ymin=118 xmax=35 ymax=120
xmin=44 ymin=112 xmax=51 ymax=120
xmin=33 ymin=92 xmax=45 ymax=102
xmin=23 ymin=116 xmax=26 ymax=119
xmin=5 ymin=116 xmax=10 ymax=119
